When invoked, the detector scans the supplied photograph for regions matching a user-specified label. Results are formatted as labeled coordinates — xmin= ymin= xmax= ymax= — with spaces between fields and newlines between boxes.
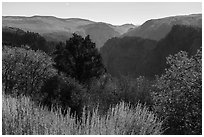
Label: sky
xmin=2 ymin=2 xmax=202 ymax=25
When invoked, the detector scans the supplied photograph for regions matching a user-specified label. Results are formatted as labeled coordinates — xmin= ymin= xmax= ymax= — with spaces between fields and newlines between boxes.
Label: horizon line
xmin=2 ymin=12 xmax=202 ymax=26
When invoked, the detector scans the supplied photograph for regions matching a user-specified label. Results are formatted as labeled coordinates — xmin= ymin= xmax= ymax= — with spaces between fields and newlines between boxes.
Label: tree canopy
xmin=53 ymin=33 xmax=106 ymax=84
xmin=153 ymin=48 xmax=202 ymax=135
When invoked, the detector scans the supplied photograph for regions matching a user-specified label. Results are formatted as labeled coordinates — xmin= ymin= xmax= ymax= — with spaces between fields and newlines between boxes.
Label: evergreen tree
xmin=53 ymin=33 xmax=106 ymax=84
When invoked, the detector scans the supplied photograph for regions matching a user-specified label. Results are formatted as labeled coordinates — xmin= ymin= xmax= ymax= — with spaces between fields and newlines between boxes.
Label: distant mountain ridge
xmin=122 ymin=14 xmax=202 ymax=41
xmin=2 ymin=15 xmax=136 ymax=49
xmin=101 ymin=25 xmax=202 ymax=78
xmin=3 ymin=14 xmax=202 ymax=79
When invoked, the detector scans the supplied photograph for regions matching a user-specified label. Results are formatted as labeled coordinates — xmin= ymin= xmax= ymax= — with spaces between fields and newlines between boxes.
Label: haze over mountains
xmin=2 ymin=13 xmax=202 ymax=79
xmin=2 ymin=16 xmax=135 ymax=48
xmin=101 ymin=14 xmax=202 ymax=78
xmin=3 ymin=14 xmax=201 ymax=48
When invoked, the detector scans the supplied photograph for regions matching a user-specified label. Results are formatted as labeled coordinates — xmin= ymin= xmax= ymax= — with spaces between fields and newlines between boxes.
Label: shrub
xmin=116 ymin=76 xmax=154 ymax=108
xmin=101 ymin=102 xmax=163 ymax=135
xmin=152 ymin=48 xmax=202 ymax=135
xmin=2 ymin=46 xmax=57 ymax=96
xmin=87 ymin=75 xmax=154 ymax=115
xmin=2 ymin=94 xmax=163 ymax=135
xmin=87 ymin=74 xmax=119 ymax=114
xmin=40 ymin=74 xmax=87 ymax=118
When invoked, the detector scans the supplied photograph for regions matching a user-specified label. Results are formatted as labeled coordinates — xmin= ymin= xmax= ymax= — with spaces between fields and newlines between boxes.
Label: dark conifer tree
xmin=53 ymin=33 xmax=106 ymax=84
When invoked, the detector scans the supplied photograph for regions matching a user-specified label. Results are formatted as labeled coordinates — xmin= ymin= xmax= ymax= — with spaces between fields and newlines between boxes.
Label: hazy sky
xmin=2 ymin=2 xmax=202 ymax=25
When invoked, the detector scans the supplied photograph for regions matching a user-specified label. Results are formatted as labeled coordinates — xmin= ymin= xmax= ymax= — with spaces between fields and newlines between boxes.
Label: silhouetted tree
xmin=53 ymin=33 xmax=106 ymax=84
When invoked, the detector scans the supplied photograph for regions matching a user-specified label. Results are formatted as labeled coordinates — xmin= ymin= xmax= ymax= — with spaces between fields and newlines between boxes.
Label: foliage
xmin=2 ymin=25 xmax=201 ymax=135
xmin=40 ymin=74 xmax=87 ymax=117
xmin=148 ymin=25 xmax=202 ymax=77
xmin=2 ymin=46 xmax=56 ymax=96
xmin=87 ymin=75 xmax=154 ymax=114
xmin=2 ymin=94 xmax=163 ymax=135
xmin=2 ymin=46 xmax=87 ymax=118
xmin=116 ymin=76 xmax=153 ymax=108
xmin=152 ymin=48 xmax=202 ymax=134
xmin=86 ymin=74 xmax=119 ymax=114
xmin=101 ymin=25 xmax=201 ymax=79
xmin=2 ymin=27 xmax=50 ymax=52
xmin=53 ymin=33 xmax=106 ymax=84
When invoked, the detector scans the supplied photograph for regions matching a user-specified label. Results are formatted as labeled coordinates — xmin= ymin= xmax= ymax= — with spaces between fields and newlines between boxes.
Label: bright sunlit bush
xmin=2 ymin=93 xmax=163 ymax=135
xmin=2 ymin=46 xmax=56 ymax=96
xmin=152 ymin=48 xmax=202 ymax=135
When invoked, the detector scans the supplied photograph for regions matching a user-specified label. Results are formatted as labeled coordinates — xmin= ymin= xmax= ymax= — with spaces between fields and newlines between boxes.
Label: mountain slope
xmin=101 ymin=25 xmax=202 ymax=78
xmin=143 ymin=25 xmax=202 ymax=77
xmin=123 ymin=14 xmax=202 ymax=41
xmin=108 ymin=24 xmax=136 ymax=35
xmin=2 ymin=16 xmax=94 ymax=34
xmin=2 ymin=26 xmax=57 ymax=53
xmin=100 ymin=37 xmax=157 ymax=77
xmin=80 ymin=23 xmax=121 ymax=48
xmin=2 ymin=16 xmax=135 ymax=49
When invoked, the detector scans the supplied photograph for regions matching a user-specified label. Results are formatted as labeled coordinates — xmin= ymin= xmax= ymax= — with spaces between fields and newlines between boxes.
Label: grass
xmin=2 ymin=94 xmax=163 ymax=135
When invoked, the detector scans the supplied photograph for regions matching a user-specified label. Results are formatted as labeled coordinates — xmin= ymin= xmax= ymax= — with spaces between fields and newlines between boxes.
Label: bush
xmin=87 ymin=75 xmax=154 ymax=115
xmin=2 ymin=46 xmax=56 ymax=96
xmin=2 ymin=94 xmax=163 ymax=135
xmin=152 ymin=48 xmax=202 ymax=135
xmin=40 ymin=74 xmax=87 ymax=118
xmin=102 ymin=102 xmax=163 ymax=135
xmin=87 ymin=74 xmax=119 ymax=114
xmin=116 ymin=76 xmax=154 ymax=108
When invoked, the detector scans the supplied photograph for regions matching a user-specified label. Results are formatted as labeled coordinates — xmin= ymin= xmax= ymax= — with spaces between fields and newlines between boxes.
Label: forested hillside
xmin=101 ymin=25 xmax=202 ymax=78
xmin=100 ymin=36 xmax=157 ymax=77
xmin=3 ymin=16 xmax=135 ymax=49
xmin=2 ymin=26 xmax=56 ymax=53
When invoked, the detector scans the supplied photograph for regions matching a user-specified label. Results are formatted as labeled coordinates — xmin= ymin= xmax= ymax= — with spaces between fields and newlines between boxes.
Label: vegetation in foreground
xmin=153 ymin=48 xmax=202 ymax=134
xmin=2 ymin=94 xmax=163 ymax=135
xmin=2 ymin=29 xmax=202 ymax=135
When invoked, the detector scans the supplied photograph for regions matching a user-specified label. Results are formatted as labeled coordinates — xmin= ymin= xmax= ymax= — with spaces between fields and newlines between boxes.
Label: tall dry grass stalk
xmin=2 ymin=94 xmax=163 ymax=135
